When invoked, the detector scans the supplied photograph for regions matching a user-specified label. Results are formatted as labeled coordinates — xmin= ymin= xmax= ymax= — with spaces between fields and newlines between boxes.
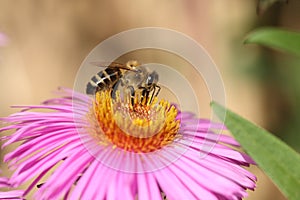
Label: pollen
xmin=88 ymin=91 xmax=180 ymax=153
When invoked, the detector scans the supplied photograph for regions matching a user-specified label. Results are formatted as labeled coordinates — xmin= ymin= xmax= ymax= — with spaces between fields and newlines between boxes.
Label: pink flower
xmin=0 ymin=88 xmax=256 ymax=199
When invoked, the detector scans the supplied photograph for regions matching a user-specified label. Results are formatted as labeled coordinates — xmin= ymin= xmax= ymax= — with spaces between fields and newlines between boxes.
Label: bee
xmin=115 ymin=64 xmax=161 ymax=105
xmin=86 ymin=60 xmax=138 ymax=95
xmin=86 ymin=60 xmax=161 ymax=105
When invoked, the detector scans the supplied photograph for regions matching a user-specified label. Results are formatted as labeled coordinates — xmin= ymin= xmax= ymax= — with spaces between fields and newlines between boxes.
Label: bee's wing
xmin=90 ymin=61 xmax=132 ymax=70
xmin=89 ymin=61 xmax=115 ymax=68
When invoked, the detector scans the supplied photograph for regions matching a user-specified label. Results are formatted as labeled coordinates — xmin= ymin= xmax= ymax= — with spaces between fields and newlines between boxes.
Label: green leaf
xmin=211 ymin=102 xmax=300 ymax=200
xmin=244 ymin=28 xmax=300 ymax=57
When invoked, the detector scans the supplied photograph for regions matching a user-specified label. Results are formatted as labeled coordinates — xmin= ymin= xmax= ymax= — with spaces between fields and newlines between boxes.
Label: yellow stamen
xmin=88 ymin=90 xmax=180 ymax=153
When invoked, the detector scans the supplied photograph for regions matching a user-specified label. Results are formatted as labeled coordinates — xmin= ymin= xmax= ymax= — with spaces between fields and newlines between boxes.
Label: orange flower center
xmin=88 ymin=91 xmax=180 ymax=153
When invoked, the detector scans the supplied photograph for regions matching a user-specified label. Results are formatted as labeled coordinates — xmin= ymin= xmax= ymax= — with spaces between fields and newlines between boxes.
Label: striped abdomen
xmin=86 ymin=67 xmax=122 ymax=95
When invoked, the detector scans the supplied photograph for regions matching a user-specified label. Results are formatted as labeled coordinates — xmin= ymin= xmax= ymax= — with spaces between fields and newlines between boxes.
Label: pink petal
xmin=137 ymin=173 xmax=162 ymax=200
xmin=0 ymin=190 xmax=24 ymax=199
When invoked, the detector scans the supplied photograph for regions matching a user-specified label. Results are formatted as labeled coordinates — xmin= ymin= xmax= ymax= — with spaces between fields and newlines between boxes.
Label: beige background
xmin=1 ymin=0 xmax=298 ymax=199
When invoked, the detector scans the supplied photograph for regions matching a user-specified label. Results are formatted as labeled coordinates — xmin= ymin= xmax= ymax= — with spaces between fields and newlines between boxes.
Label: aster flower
xmin=0 ymin=88 xmax=256 ymax=199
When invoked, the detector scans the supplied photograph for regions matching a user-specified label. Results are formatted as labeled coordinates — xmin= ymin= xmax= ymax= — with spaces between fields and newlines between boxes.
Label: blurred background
xmin=1 ymin=0 xmax=300 ymax=199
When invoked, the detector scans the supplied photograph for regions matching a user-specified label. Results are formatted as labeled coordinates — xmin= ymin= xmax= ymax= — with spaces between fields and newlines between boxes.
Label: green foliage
xmin=211 ymin=102 xmax=300 ymax=200
xmin=274 ymin=59 xmax=300 ymax=151
xmin=245 ymin=28 xmax=300 ymax=57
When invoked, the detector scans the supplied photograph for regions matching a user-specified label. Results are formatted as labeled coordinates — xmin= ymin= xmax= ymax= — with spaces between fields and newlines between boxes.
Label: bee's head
xmin=146 ymin=71 xmax=159 ymax=85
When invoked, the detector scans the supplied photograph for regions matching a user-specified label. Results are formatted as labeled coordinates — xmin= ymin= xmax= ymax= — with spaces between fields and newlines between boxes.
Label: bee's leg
xmin=149 ymin=85 xmax=161 ymax=104
xmin=138 ymin=86 xmax=145 ymax=103
xmin=126 ymin=86 xmax=135 ymax=107
xmin=154 ymin=85 xmax=161 ymax=97
xmin=143 ymin=89 xmax=150 ymax=104
xmin=147 ymin=86 xmax=155 ymax=104
xmin=111 ymin=81 xmax=121 ymax=100
xmin=139 ymin=86 xmax=149 ymax=105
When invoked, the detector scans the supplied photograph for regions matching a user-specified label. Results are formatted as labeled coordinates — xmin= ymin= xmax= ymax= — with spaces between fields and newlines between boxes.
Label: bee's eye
xmin=146 ymin=75 xmax=153 ymax=84
xmin=147 ymin=71 xmax=158 ymax=85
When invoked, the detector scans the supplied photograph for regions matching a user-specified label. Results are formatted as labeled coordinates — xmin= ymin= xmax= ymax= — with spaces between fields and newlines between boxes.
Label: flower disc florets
xmin=89 ymin=90 xmax=180 ymax=153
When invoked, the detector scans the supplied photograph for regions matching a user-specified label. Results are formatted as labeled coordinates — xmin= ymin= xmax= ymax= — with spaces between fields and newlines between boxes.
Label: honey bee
xmin=114 ymin=64 xmax=161 ymax=105
xmin=86 ymin=60 xmax=138 ymax=95
xmin=86 ymin=60 xmax=161 ymax=105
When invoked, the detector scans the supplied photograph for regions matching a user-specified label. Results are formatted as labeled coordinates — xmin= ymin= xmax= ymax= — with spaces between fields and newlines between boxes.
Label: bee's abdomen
xmin=86 ymin=68 xmax=121 ymax=95
xmin=86 ymin=82 xmax=97 ymax=95
xmin=105 ymin=68 xmax=120 ymax=83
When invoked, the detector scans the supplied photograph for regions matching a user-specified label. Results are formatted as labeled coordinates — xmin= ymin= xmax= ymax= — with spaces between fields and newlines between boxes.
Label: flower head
xmin=0 ymin=88 xmax=256 ymax=199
